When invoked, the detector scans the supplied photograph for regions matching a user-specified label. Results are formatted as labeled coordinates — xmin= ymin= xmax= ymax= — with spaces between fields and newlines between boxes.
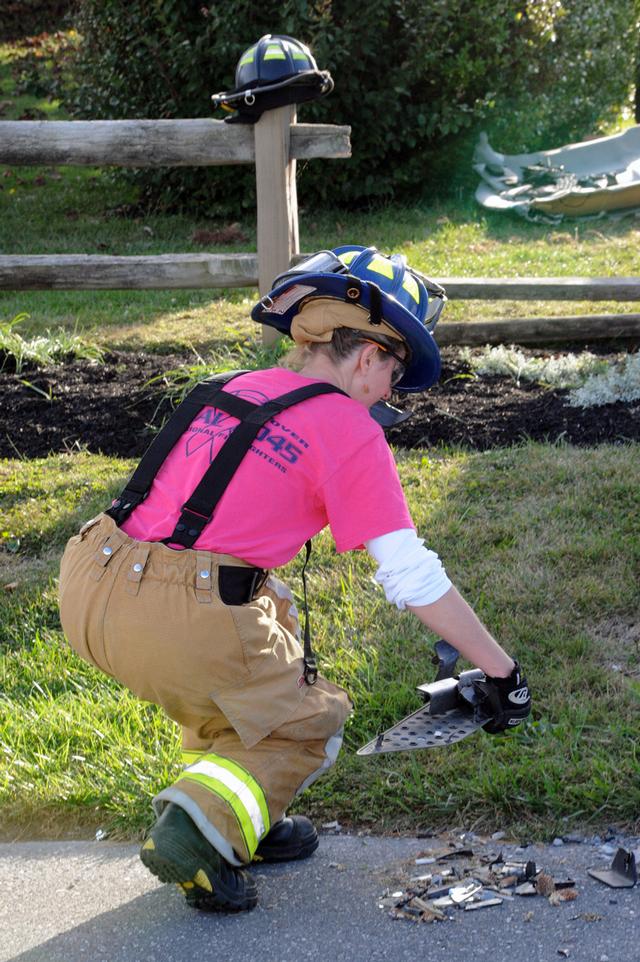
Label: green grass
xmin=1 ymin=445 xmax=638 ymax=840
xmin=1 ymin=202 xmax=640 ymax=353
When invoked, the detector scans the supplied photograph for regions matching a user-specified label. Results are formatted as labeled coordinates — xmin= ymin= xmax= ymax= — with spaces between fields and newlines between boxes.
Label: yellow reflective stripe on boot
xmin=177 ymin=754 xmax=270 ymax=858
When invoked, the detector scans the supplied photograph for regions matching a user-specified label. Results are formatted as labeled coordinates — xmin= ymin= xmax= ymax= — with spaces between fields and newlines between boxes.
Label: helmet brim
xmin=251 ymin=273 xmax=442 ymax=392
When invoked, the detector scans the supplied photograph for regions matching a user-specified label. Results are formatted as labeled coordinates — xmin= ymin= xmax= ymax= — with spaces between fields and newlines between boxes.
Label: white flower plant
xmin=459 ymin=345 xmax=640 ymax=408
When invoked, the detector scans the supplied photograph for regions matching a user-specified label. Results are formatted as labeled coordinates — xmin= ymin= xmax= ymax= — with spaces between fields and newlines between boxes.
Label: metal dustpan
xmin=357 ymin=640 xmax=493 ymax=756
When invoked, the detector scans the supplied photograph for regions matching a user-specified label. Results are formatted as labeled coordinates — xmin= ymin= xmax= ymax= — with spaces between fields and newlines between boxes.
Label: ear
xmin=356 ymin=342 xmax=379 ymax=374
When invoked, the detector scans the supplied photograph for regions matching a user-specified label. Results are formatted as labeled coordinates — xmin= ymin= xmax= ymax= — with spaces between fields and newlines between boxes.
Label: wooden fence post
xmin=254 ymin=105 xmax=299 ymax=345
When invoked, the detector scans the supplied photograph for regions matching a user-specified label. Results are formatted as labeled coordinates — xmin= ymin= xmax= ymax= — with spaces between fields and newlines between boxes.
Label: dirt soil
xmin=1 ymin=347 xmax=639 ymax=460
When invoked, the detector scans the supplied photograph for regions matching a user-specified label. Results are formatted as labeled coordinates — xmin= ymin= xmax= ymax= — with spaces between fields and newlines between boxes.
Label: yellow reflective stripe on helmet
xmin=338 ymin=250 xmax=359 ymax=266
xmin=402 ymin=273 xmax=420 ymax=304
xmin=292 ymin=50 xmax=309 ymax=60
xmin=181 ymin=750 xmax=203 ymax=767
xmin=239 ymin=47 xmax=256 ymax=67
xmin=264 ymin=45 xmax=286 ymax=60
xmin=177 ymin=754 xmax=270 ymax=857
xmin=367 ymin=254 xmax=394 ymax=280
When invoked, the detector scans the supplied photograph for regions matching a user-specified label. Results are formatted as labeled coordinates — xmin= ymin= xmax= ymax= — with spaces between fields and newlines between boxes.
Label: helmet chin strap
xmin=344 ymin=277 xmax=383 ymax=326
xmin=369 ymin=400 xmax=414 ymax=427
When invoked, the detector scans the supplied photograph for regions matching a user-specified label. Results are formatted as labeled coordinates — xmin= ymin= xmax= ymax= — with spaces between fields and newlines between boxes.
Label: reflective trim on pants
xmin=176 ymin=753 xmax=270 ymax=859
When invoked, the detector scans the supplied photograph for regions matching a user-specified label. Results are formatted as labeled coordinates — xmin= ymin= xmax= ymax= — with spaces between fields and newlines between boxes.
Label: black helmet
xmin=211 ymin=34 xmax=333 ymax=124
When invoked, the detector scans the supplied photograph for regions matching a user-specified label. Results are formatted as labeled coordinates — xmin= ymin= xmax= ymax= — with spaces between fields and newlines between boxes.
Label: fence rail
xmin=2 ymin=255 xmax=638 ymax=344
xmin=435 ymin=314 xmax=640 ymax=346
xmin=0 ymin=113 xmax=351 ymax=344
xmin=1 ymin=117 xmax=639 ymax=345
xmin=2 ymin=256 xmax=639 ymax=300
xmin=0 ymin=119 xmax=351 ymax=167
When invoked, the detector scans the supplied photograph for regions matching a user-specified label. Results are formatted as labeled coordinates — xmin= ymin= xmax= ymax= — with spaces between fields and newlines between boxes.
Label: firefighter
xmin=58 ymin=245 xmax=530 ymax=913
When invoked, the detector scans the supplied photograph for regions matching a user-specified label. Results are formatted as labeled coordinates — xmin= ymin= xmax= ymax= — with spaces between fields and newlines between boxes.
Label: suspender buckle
xmin=303 ymin=657 xmax=318 ymax=686
xmin=106 ymin=488 xmax=147 ymax=524
xmin=168 ymin=506 xmax=211 ymax=548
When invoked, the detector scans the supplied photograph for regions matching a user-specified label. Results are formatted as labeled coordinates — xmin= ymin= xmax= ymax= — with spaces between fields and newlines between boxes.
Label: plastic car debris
xmin=450 ymin=881 xmax=482 ymax=904
xmin=436 ymin=847 xmax=475 ymax=861
xmin=465 ymin=897 xmax=503 ymax=911
xmin=554 ymin=877 xmax=577 ymax=889
xmin=472 ymin=128 xmax=640 ymax=223
xmin=587 ymin=848 xmax=637 ymax=888
xmin=380 ymin=839 xmax=583 ymax=924
xmin=515 ymin=882 xmax=538 ymax=896
xmin=426 ymin=884 xmax=456 ymax=899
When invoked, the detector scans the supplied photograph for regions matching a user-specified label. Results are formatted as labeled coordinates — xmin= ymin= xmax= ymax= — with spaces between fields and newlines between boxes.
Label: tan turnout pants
xmin=59 ymin=514 xmax=352 ymax=865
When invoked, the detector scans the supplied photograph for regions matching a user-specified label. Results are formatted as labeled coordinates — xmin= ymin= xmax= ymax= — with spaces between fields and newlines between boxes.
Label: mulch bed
xmin=1 ymin=347 xmax=638 ymax=460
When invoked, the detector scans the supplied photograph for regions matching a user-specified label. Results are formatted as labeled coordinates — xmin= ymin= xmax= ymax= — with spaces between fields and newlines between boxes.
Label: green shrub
xmin=67 ymin=0 xmax=637 ymax=213
xmin=485 ymin=0 xmax=640 ymax=152
xmin=7 ymin=29 xmax=79 ymax=104
xmin=0 ymin=1 xmax=72 ymax=42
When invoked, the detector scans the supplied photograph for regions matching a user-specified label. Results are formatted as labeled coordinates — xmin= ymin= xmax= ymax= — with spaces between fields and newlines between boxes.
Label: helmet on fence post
xmin=211 ymin=34 xmax=334 ymax=124
xmin=251 ymin=245 xmax=446 ymax=393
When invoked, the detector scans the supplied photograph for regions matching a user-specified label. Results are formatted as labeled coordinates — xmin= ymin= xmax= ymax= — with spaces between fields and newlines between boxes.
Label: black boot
xmin=253 ymin=815 xmax=319 ymax=863
xmin=140 ymin=803 xmax=258 ymax=912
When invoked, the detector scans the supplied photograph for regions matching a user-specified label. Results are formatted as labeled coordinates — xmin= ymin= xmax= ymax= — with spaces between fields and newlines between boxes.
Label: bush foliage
xmin=68 ymin=0 xmax=638 ymax=213
xmin=0 ymin=1 xmax=72 ymax=41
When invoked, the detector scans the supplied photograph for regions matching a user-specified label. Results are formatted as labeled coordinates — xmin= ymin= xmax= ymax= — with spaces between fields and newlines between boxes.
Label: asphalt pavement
xmin=1 ymin=830 xmax=638 ymax=962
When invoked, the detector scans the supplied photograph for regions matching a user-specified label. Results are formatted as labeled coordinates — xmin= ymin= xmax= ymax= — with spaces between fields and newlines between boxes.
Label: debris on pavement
xmin=321 ymin=820 xmax=342 ymax=834
xmin=379 ymin=839 xmax=582 ymax=923
xmin=587 ymin=848 xmax=637 ymax=889
xmin=535 ymin=872 xmax=556 ymax=896
xmin=549 ymin=889 xmax=578 ymax=905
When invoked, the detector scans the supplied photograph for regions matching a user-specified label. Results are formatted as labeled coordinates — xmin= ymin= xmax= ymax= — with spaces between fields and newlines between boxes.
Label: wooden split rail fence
xmin=1 ymin=116 xmax=639 ymax=345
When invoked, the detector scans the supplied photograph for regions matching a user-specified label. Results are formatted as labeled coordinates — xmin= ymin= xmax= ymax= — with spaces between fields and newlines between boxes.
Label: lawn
xmin=0 ymin=30 xmax=639 ymax=842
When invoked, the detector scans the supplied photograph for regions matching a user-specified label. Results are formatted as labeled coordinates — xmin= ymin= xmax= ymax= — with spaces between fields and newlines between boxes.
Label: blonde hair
xmin=281 ymin=327 xmax=406 ymax=371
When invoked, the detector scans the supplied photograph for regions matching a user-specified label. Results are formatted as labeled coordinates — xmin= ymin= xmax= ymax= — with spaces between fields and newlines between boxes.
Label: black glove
xmin=475 ymin=662 xmax=531 ymax=734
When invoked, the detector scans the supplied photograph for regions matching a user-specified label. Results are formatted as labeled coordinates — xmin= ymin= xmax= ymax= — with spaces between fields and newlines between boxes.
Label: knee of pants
xmin=270 ymin=676 xmax=353 ymax=744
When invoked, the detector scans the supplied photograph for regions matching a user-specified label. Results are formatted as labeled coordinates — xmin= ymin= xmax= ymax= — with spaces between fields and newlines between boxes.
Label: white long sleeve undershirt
xmin=365 ymin=528 xmax=452 ymax=610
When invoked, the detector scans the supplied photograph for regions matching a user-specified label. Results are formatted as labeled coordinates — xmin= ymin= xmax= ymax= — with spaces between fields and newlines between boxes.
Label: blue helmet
xmin=251 ymin=246 xmax=446 ymax=392
xmin=211 ymin=34 xmax=333 ymax=124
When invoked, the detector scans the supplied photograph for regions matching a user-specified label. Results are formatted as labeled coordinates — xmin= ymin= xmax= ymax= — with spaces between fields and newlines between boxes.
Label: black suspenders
xmin=106 ymin=370 xmax=347 ymax=684
xmin=106 ymin=372 xmax=244 ymax=532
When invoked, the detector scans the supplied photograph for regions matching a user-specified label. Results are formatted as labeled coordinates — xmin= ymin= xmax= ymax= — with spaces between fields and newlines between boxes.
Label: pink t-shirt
xmin=122 ymin=368 xmax=414 ymax=568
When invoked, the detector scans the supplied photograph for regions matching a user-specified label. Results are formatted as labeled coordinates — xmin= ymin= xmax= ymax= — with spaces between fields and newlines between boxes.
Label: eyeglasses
xmin=358 ymin=337 xmax=408 ymax=386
